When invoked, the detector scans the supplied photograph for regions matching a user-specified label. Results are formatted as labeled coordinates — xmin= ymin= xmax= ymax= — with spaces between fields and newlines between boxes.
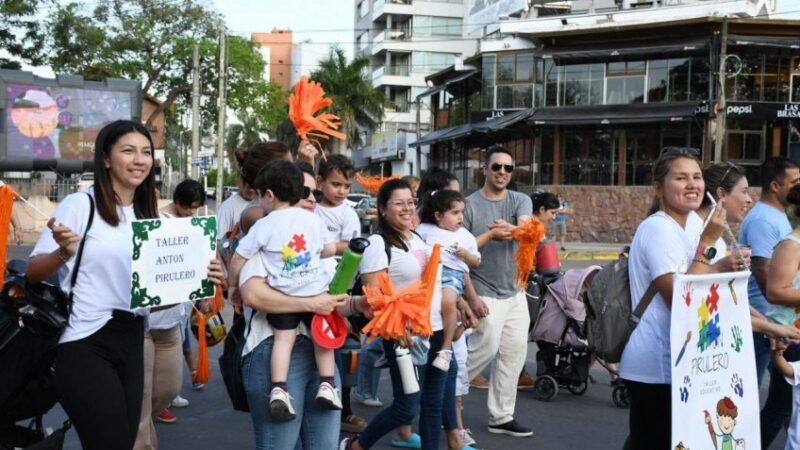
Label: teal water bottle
xmin=328 ymin=237 xmax=370 ymax=294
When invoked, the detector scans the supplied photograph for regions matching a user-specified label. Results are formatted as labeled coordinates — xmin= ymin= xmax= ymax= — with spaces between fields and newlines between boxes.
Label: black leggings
xmin=56 ymin=312 xmax=145 ymax=450
xmin=622 ymin=379 xmax=671 ymax=450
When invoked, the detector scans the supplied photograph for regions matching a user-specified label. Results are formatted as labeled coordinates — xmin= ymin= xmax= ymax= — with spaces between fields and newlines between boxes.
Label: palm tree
xmin=225 ymin=113 xmax=270 ymax=171
xmin=310 ymin=47 xmax=384 ymax=152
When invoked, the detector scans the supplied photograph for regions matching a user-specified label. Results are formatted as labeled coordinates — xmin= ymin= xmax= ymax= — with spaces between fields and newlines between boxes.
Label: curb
xmin=559 ymin=251 xmax=619 ymax=261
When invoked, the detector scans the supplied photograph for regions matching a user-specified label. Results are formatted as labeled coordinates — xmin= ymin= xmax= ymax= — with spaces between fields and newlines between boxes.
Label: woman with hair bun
xmin=766 ymin=185 xmax=800 ymax=330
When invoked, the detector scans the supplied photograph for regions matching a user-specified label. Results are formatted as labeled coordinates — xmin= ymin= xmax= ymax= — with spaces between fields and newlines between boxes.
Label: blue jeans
xmin=242 ymin=335 xmax=341 ymax=450
xmin=419 ymin=331 xmax=450 ymax=450
xmin=356 ymin=336 xmax=383 ymax=399
xmin=442 ymin=347 xmax=458 ymax=432
xmin=357 ymin=338 xmax=423 ymax=449
xmin=753 ymin=332 xmax=771 ymax=386
xmin=760 ymin=343 xmax=800 ymax=448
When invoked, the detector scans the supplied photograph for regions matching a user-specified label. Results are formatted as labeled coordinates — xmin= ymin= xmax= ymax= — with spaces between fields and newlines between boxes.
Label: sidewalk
xmin=559 ymin=242 xmax=629 ymax=261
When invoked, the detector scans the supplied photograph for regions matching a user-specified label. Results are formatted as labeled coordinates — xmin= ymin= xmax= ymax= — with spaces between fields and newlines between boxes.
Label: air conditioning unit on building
xmin=397 ymin=150 xmax=406 ymax=160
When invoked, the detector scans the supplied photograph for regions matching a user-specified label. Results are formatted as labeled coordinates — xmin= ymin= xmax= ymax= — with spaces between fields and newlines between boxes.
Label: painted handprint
xmin=731 ymin=325 xmax=743 ymax=352
xmin=731 ymin=373 xmax=744 ymax=397
xmin=680 ymin=375 xmax=691 ymax=402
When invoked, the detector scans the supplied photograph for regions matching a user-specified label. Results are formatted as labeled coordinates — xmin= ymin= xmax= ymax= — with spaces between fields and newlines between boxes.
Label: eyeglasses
xmin=661 ymin=146 xmax=701 ymax=156
xmin=720 ymin=161 xmax=738 ymax=183
xmin=301 ymin=187 xmax=323 ymax=202
xmin=388 ymin=198 xmax=418 ymax=209
xmin=490 ymin=163 xmax=515 ymax=173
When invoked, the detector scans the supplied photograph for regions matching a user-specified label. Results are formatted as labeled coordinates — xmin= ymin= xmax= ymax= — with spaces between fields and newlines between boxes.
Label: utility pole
xmin=713 ymin=19 xmax=729 ymax=163
xmin=191 ymin=44 xmax=201 ymax=179
xmin=215 ymin=23 xmax=227 ymax=207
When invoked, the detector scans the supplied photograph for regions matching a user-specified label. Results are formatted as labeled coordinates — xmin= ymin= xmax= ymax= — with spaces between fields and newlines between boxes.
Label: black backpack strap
xmin=67 ymin=193 xmax=95 ymax=309
xmin=630 ymin=281 xmax=657 ymax=324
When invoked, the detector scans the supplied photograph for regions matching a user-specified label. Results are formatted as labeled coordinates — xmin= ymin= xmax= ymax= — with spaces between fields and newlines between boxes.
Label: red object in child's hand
xmin=312 ymin=311 xmax=348 ymax=349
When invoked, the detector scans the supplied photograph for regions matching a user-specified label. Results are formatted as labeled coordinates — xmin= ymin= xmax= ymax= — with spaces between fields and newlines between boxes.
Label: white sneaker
xmin=432 ymin=349 xmax=453 ymax=371
xmin=315 ymin=381 xmax=343 ymax=410
xmin=269 ymin=387 xmax=296 ymax=422
xmin=459 ymin=428 xmax=476 ymax=446
xmin=374 ymin=354 xmax=388 ymax=369
xmin=171 ymin=395 xmax=189 ymax=408
xmin=352 ymin=391 xmax=383 ymax=407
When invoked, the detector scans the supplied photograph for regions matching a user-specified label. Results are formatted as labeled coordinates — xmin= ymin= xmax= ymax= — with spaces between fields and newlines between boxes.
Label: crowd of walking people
xmin=9 ymin=117 xmax=800 ymax=450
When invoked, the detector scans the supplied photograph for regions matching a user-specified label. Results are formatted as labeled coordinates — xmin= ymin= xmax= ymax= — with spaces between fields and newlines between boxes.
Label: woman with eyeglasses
xmin=620 ymin=148 xmax=729 ymax=450
xmin=341 ymin=178 xmax=451 ymax=450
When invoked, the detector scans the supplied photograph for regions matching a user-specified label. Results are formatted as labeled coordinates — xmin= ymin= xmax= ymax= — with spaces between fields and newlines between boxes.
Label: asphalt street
xmin=5 ymin=246 xmax=789 ymax=449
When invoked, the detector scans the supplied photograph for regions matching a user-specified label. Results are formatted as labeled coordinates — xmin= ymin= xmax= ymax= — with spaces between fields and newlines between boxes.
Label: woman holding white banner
xmin=620 ymin=147 xmax=729 ymax=450
xmin=25 ymin=120 xmax=226 ymax=450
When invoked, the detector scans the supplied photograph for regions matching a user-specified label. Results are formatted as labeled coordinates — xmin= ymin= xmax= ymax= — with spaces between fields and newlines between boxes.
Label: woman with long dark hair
xmin=27 ymin=120 xmax=224 ymax=450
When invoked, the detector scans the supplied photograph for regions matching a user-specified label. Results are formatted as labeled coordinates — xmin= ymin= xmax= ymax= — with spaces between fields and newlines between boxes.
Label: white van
xmin=75 ymin=172 xmax=94 ymax=192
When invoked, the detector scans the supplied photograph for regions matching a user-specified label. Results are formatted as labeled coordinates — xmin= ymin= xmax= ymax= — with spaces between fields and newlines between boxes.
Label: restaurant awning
xmin=416 ymin=69 xmax=479 ymax=99
xmin=531 ymin=103 xmax=705 ymax=125
xmin=727 ymin=34 xmax=800 ymax=50
xmin=410 ymin=108 xmax=534 ymax=147
xmin=542 ymin=38 xmax=710 ymax=64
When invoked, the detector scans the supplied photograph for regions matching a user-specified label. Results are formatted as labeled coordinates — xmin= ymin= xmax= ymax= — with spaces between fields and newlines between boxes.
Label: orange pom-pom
xmin=289 ymin=76 xmax=346 ymax=159
xmin=194 ymin=308 xmax=210 ymax=384
xmin=511 ymin=218 xmax=546 ymax=290
xmin=362 ymin=273 xmax=432 ymax=339
xmin=355 ymin=172 xmax=400 ymax=195
xmin=0 ymin=184 xmax=19 ymax=287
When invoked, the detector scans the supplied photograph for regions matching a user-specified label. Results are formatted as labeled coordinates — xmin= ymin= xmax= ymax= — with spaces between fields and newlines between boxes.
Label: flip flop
xmin=390 ymin=433 xmax=421 ymax=449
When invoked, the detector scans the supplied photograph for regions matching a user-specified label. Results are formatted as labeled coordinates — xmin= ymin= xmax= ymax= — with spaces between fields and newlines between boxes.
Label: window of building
xmin=412 ymin=52 xmax=456 ymax=73
xmin=560 ymin=63 xmax=603 ymax=106
xmin=793 ymin=57 xmax=800 ymax=102
xmin=412 ymin=16 xmax=462 ymax=37
xmin=497 ymin=85 xmax=533 ymax=109
xmin=544 ymin=59 xmax=558 ymax=107
xmin=726 ymin=119 xmax=764 ymax=162
xmin=561 ymin=129 xmax=616 ymax=185
xmin=482 ymin=54 xmax=496 ymax=109
xmin=358 ymin=1 xmax=369 ymax=17
xmin=606 ymin=61 xmax=645 ymax=105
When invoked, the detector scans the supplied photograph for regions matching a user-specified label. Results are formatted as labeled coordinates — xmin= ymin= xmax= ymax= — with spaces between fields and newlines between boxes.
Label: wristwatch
xmin=696 ymin=244 xmax=717 ymax=261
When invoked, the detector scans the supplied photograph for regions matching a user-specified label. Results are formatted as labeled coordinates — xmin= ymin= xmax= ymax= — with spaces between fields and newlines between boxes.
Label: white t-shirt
xmin=359 ymin=233 xmax=442 ymax=332
xmin=619 ymin=211 xmax=700 ymax=384
xmin=236 ymin=207 xmax=332 ymax=297
xmin=415 ymin=223 xmax=480 ymax=273
xmin=238 ymin=257 xmax=312 ymax=357
xmin=785 ymin=361 xmax=800 ymax=450
xmin=315 ymin=202 xmax=361 ymax=275
xmin=31 ymin=191 xmax=148 ymax=344
xmin=216 ymin=192 xmax=256 ymax=238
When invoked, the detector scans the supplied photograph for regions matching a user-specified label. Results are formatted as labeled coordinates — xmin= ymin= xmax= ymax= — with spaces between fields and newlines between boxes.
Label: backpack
xmin=584 ymin=251 xmax=657 ymax=364
xmin=218 ymin=310 xmax=251 ymax=412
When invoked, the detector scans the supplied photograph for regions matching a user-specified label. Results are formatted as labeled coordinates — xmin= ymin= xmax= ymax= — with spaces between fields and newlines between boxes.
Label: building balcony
xmin=373 ymin=0 xmax=413 ymax=22
xmin=372 ymin=65 xmax=414 ymax=87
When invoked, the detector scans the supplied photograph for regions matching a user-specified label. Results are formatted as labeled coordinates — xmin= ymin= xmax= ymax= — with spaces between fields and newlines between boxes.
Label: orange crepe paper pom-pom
xmin=511 ymin=218 xmax=546 ymax=290
xmin=0 ymin=184 xmax=20 ymax=287
xmin=355 ymin=172 xmax=400 ymax=196
xmin=288 ymin=76 xmax=346 ymax=158
xmin=194 ymin=284 xmax=225 ymax=385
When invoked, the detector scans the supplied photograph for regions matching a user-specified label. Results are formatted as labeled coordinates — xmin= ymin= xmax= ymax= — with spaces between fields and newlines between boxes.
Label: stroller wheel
xmin=533 ymin=375 xmax=558 ymax=402
xmin=568 ymin=381 xmax=588 ymax=395
xmin=612 ymin=384 xmax=630 ymax=408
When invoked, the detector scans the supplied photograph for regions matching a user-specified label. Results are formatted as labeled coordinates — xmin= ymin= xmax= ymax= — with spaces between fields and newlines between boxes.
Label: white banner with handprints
xmin=129 ymin=216 xmax=217 ymax=309
xmin=671 ymin=271 xmax=759 ymax=450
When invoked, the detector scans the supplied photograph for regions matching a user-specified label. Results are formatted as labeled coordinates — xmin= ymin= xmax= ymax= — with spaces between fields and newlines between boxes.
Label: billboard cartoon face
xmin=10 ymin=90 xmax=59 ymax=139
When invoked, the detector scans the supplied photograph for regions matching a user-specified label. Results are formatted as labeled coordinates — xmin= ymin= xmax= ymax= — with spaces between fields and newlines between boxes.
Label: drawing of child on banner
xmin=671 ymin=272 xmax=759 ymax=450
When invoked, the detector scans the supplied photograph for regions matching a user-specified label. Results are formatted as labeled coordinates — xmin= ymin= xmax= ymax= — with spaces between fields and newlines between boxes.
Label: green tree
xmin=310 ymin=47 xmax=384 ymax=151
xmin=0 ymin=0 xmax=51 ymax=68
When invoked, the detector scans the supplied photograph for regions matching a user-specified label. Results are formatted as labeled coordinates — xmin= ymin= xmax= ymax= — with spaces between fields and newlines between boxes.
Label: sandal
xmin=341 ymin=414 xmax=367 ymax=433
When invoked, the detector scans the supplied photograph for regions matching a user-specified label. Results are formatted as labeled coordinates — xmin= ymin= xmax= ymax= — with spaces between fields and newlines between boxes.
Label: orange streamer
xmin=355 ymin=172 xmax=400 ymax=195
xmin=511 ymin=218 xmax=546 ymax=290
xmin=194 ymin=284 xmax=225 ymax=385
xmin=0 ymin=185 xmax=19 ymax=287
xmin=288 ymin=76 xmax=346 ymax=158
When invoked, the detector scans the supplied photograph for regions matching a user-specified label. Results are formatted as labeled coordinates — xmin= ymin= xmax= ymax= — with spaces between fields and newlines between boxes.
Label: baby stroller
xmin=529 ymin=265 xmax=602 ymax=402
xmin=0 ymin=260 xmax=71 ymax=450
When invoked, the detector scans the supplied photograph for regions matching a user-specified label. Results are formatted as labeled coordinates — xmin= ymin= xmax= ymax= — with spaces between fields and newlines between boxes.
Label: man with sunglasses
xmin=463 ymin=145 xmax=534 ymax=438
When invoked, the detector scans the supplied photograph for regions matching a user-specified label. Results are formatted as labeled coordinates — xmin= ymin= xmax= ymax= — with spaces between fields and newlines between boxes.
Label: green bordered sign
xmin=130 ymin=216 xmax=217 ymax=309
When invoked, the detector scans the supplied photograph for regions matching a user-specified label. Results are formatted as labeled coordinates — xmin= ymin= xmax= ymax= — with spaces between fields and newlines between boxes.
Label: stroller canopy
xmin=531 ymin=265 xmax=602 ymax=345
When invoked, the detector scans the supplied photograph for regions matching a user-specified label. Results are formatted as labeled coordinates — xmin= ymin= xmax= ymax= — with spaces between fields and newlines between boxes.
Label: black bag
xmin=218 ymin=311 xmax=251 ymax=412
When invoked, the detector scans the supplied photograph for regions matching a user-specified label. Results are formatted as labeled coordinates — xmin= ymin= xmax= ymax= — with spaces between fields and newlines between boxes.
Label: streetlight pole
xmin=713 ymin=19 xmax=729 ymax=163
xmin=215 ymin=21 xmax=227 ymax=207
xmin=191 ymin=44 xmax=200 ymax=179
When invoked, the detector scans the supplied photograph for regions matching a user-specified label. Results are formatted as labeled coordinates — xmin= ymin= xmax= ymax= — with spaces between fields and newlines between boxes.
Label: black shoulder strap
xmin=68 ymin=193 xmax=95 ymax=294
xmin=631 ymin=281 xmax=657 ymax=323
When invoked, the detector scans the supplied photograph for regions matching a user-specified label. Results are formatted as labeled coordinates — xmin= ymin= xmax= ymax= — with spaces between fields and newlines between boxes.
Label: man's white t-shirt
xmin=415 ymin=223 xmax=480 ymax=273
xmin=31 ymin=191 xmax=148 ymax=344
xmin=785 ymin=361 xmax=800 ymax=450
xmin=236 ymin=207 xmax=333 ymax=297
xmin=619 ymin=211 xmax=699 ymax=384
xmin=359 ymin=233 xmax=442 ymax=332
xmin=315 ymin=202 xmax=361 ymax=275
xmin=216 ymin=192 xmax=256 ymax=237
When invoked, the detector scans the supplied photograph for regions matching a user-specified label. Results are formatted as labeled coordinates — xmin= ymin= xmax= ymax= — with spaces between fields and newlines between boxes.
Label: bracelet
xmin=348 ymin=295 xmax=356 ymax=316
xmin=691 ymin=257 xmax=710 ymax=266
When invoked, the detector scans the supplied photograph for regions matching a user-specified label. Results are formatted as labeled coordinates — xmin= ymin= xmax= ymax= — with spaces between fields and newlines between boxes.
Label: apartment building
xmin=353 ymin=0 xmax=477 ymax=176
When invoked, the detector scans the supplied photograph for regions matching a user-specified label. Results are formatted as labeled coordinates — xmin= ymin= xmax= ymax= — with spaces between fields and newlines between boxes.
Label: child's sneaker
xmin=459 ymin=428 xmax=476 ymax=446
xmin=432 ymin=349 xmax=453 ymax=371
xmin=315 ymin=381 xmax=343 ymax=410
xmin=269 ymin=387 xmax=296 ymax=422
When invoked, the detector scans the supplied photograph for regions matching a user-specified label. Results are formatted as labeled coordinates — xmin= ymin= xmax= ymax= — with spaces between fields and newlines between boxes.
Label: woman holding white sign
xmin=26 ymin=120 xmax=225 ymax=450
xmin=620 ymin=147 xmax=729 ymax=450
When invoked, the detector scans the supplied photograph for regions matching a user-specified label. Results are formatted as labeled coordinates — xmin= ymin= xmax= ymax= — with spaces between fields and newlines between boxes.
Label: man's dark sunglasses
xmin=303 ymin=187 xmax=324 ymax=202
xmin=490 ymin=163 xmax=515 ymax=173
xmin=661 ymin=146 xmax=701 ymax=156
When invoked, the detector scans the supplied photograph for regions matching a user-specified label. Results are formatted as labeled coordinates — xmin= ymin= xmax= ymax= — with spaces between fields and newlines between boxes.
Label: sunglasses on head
xmin=720 ymin=161 xmax=738 ymax=183
xmin=661 ymin=146 xmax=701 ymax=156
xmin=490 ymin=163 xmax=515 ymax=173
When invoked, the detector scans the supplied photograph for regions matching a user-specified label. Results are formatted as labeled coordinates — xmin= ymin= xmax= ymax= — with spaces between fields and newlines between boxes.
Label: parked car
xmin=205 ymin=187 xmax=216 ymax=199
xmin=75 ymin=172 xmax=94 ymax=193
xmin=223 ymin=186 xmax=239 ymax=200
xmin=346 ymin=193 xmax=370 ymax=208
xmin=353 ymin=197 xmax=378 ymax=234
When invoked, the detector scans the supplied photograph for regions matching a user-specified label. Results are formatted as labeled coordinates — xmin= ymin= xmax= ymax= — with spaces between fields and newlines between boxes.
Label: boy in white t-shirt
xmin=772 ymin=338 xmax=800 ymax=450
xmin=314 ymin=155 xmax=361 ymax=275
xmin=228 ymin=160 xmax=338 ymax=422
